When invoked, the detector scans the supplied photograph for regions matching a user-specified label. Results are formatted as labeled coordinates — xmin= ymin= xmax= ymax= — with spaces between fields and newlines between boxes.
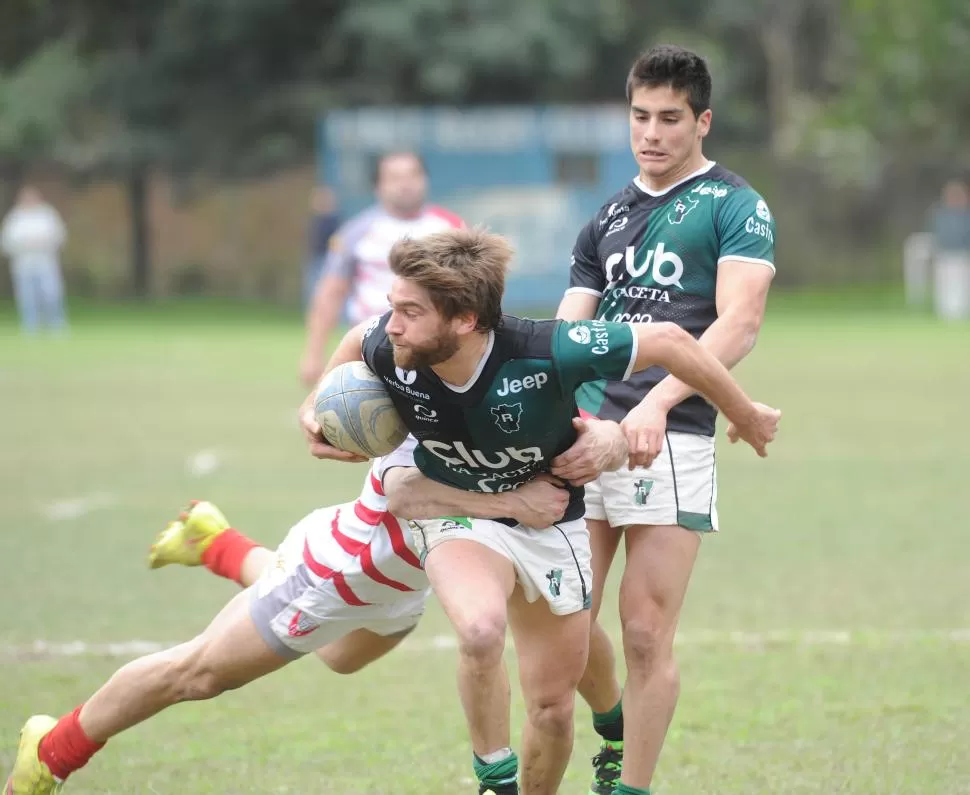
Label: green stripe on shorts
xmin=677 ymin=510 xmax=715 ymax=532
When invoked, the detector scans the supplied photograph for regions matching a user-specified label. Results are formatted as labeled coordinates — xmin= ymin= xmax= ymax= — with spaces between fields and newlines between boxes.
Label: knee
xmin=168 ymin=646 xmax=232 ymax=702
xmin=526 ymin=692 xmax=575 ymax=738
xmin=621 ymin=608 xmax=677 ymax=684
xmin=456 ymin=613 xmax=507 ymax=668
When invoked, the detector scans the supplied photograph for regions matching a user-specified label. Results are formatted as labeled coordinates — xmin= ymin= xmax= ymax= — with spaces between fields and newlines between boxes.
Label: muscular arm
xmin=323 ymin=320 xmax=368 ymax=372
xmin=383 ymin=467 xmax=521 ymax=521
xmin=555 ymin=291 xmax=600 ymax=322
xmin=304 ymin=273 xmax=352 ymax=362
xmin=300 ymin=217 xmax=365 ymax=386
xmin=300 ymin=274 xmax=352 ymax=386
xmin=630 ymin=322 xmax=757 ymax=429
xmin=644 ymin=261 xmax=773 ymax=411
xmin=299 ymin=320 xmax=369 ymax=414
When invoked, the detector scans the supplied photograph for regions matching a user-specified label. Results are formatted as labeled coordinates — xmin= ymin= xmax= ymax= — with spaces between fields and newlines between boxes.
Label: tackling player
xmin=2 ymin=445 xmax=570 ymax=794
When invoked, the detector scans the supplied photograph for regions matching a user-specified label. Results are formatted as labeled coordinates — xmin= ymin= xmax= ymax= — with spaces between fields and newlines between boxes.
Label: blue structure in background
xmin=318 ymin=106 xmax=631 ymax=310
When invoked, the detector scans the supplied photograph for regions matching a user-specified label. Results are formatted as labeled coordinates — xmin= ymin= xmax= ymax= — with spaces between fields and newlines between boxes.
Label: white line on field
xmin=2 ymin=629 xmax=969 ymax=663
xmin=41 ymin=492 xmax=118 ymax=521
xmin=415 ymin=629 xmax=970 ymax=651
xmin=186 ymin=449 xmax=222 ymax=477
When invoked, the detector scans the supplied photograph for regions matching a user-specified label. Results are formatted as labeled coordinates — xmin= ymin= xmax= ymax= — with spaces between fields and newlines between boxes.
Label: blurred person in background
xmin=303 ymin=184 xmax=341 ymax=309
xmin=556 ymin=45 xmax=777 ymax=795
xmin=927 ymin=178 xmax=970 ymax=253
xmin=1 ymin=185 xmax=68 ymax=334
xmin=926 ymin=178 xmax=970 ymax=320
xmin=299 ymin=151 xmax=463 ymax=386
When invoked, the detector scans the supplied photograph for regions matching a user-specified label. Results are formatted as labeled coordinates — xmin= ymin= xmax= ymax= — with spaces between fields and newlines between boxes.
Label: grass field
xmin=1 ymin=293 xmax=968 ymax=794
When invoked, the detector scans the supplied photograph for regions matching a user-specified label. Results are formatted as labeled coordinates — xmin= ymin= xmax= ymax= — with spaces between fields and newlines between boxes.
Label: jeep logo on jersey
xmin=605 ymin=244 xmax=684 ymax=289
xmin=668 ymin=195 xmax=699 ymax=224
xmin=422 ymin=440 xmax=543 ymax=470
xmin=496 ymin=372 xmax=548 ymax=396
xmin=491 ymin=403 xmax=522 ymax=433
xmin=395 ymin=367 xmax=417 ymax=384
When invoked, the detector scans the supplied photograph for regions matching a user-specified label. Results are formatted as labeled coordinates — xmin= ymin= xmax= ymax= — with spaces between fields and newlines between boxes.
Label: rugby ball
xmin=314 ymin=361 xmax=409 ymax=458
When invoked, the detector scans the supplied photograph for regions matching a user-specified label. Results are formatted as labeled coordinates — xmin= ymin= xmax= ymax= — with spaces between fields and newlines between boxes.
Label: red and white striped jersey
xmin=322 ymin=205 xmax=464 ymax=325
xmin=300 ymin=438 xmax=428 ymax=606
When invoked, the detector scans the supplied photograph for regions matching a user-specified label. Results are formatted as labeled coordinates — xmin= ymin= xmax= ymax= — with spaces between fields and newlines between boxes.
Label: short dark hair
xmin=626 ymin=45 xmax=712 ymax=117
xmin=388 ymin=227 xmax=510 ymax=332
xmin=371 ymin=151 xmax=427 ymax=186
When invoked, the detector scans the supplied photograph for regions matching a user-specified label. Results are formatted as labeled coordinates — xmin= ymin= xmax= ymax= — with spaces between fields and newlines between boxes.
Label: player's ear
xmin=453 ymin=312 xmax=479 ymax=335
xmin=697 ymin=108 xmax=712 ymax=138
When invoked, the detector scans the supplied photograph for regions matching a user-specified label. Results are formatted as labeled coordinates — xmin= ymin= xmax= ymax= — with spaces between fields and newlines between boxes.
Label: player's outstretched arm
xmin=297 ymin=320 xmax=371 ymax=463
xmin=627 ymin=262 xmax=774 ymax=467
xmin=384 ymin=468 xmax=570 ymax=529
xmin=628 ymin=323 xmax=780 ymax=460
xmin=300 ymin=276 xmax=352 ymax=387
xmin=644 ymin=262 xmax=771 ymax=413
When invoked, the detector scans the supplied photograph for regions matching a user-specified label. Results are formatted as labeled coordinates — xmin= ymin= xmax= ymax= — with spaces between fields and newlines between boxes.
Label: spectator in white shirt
xmin=1 ymin=185 xmax=68 ymax=334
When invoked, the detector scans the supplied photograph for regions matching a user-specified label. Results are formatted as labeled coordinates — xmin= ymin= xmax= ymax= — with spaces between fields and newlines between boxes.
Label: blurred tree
xmin=699 ymin=0 xmax=842 ymax=156
xmin=1 ymin=0 xmax=967 ymax=294
xmin=781 ymin=0 xmax=970 ymax=189
xmin=50 ymin=0 xmax=343 ymax=296
xmin=46 ymin=0 xmax=689 ymax=295
xmin=324 ymin=0 xmax=751 ymax=105
xmin=832 ymin=0 xmax=970 ymax=161
xmin=0 ymin=0 xmax=88 ymax=211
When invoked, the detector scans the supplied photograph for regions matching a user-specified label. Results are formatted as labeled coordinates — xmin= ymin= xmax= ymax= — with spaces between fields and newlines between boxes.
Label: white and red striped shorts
xmin=249 ymin=506 xmax=429 ymax=659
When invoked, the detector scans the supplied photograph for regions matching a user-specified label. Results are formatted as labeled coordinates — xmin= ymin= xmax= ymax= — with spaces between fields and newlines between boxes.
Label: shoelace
xmin=591 ymin=744 xmax=623 ymax=785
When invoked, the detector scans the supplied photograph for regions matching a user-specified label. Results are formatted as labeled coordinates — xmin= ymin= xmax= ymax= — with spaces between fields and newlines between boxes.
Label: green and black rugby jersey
xmin=361 ymin=313 xmax=638 ymax=523
xmin=567 ymin=162 xmax=776 ymax=436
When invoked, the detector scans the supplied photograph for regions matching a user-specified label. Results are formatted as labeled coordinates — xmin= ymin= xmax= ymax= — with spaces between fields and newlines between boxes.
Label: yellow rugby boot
xmin=148 ymin=500 xmax=229 ymax=569
xmin=4 ymin=715 xmax=60 ymax=794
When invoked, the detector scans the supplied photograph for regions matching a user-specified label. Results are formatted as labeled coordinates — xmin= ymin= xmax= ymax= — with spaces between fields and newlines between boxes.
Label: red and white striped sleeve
xmin=425 ymin=205 xmax=465 ymax=228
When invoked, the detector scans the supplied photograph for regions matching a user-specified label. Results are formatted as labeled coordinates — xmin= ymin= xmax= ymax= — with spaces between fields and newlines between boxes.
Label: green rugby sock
xmin=592 ymin=698 xmax=624 ymax=742
xmin=473 ymin=750 xmax=518 ymax=792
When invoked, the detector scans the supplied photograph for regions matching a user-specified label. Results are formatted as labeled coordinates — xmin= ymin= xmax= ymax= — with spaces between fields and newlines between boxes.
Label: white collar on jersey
xmin=439 ymin=330 xmax=496 ymax=394
xmin=633 ymin=160 xmax=716 ymax=197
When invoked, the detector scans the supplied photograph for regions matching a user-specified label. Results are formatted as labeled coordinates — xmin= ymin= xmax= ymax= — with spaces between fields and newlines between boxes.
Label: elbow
xmin=319 ymin=273 xmax=348 ymax=296
xmin=384 ymin=490 xmax=412 ymax=518
xmin=654 ymin=321 xmax=693 ymax=349
xmin=733 ymin=312 xmax=764 ymax=355
xmin=645 ymin=322 xmax=697 ymax=372
xmin=384 ymin=474 xmax=418 ymax=518
xmin=312 ymin=276 xmax=348 ymax=310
